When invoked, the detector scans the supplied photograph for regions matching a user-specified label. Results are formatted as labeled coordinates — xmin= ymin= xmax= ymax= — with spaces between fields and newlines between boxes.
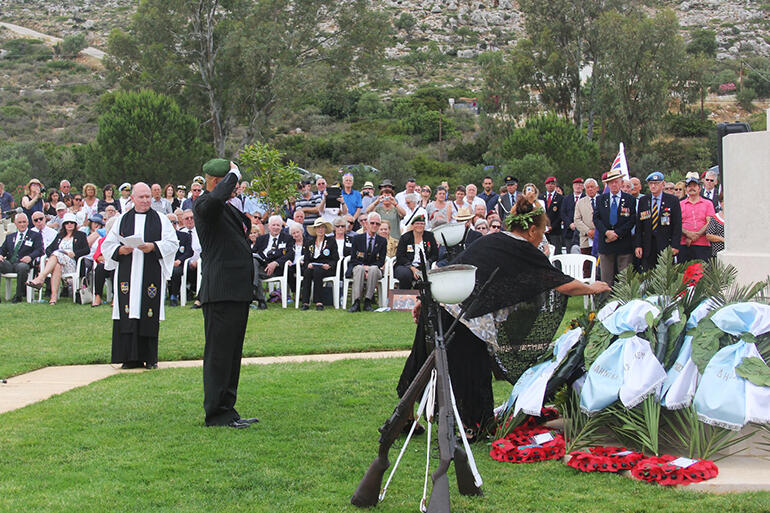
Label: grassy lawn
xmin=0 ymin=295 xmax=584 ymax=378
xmin=1 ymin=358 xmax=768 ymax=512
xmin=0 ymin=301 xmax=415 ymax=378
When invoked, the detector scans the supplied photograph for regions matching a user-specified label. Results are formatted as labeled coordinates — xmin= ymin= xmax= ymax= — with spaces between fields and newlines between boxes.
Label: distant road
xmin=0 ymin=21 xmax=105 ymax=60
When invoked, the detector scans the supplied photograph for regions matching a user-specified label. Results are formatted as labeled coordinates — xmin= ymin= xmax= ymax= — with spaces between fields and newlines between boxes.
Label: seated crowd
xmin=0 ymin=167 xmax=725 ymax=308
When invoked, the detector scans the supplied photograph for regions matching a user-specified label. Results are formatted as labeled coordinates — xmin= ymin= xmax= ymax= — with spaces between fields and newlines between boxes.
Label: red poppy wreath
xmin=490 ymin=425 xmax=565 ymax=464
xmin=567 ymin=446 xmax=644 ymax=473
xmin=630 ymin=455 xmax=719 ymax=485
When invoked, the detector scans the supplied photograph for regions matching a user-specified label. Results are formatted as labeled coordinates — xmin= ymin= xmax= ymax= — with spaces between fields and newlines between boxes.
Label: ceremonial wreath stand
xmin=351 ymin=250 xmax=498 ymax=512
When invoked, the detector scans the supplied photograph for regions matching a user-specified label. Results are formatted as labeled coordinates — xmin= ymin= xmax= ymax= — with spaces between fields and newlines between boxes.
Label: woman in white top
xmin=81 ymin=183 xmax=100 ymax=219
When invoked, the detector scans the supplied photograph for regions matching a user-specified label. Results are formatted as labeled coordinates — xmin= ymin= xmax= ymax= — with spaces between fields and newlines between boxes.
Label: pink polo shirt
xmin=680 ymin=196 xmax=715 ymax=247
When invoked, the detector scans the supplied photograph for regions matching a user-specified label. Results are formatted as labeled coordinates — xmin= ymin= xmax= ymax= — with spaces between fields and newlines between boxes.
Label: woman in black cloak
xmin=397 ymin=197 xmax=610 ymax=439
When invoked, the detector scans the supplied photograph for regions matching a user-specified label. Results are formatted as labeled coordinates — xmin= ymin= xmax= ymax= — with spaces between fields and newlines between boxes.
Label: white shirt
xmin=33 ymin=225 xmax=57 ymax=248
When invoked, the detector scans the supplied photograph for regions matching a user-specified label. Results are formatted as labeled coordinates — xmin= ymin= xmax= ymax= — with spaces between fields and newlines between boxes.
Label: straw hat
xmin=603 ymin=168 xmax=623 ymax=183
xmin=455 ymin=206 xmax=474 ymax=222
xmin=307 ymin=217 xmax=333 ymax=236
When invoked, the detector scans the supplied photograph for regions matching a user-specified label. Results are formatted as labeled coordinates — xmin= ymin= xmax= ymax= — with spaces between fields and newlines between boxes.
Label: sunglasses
xmin=704 ymin=179 xmax=715 ymax=182
xmin=490 ymin=224 xmax=502 ymax=229
xmin=334 ymin=224 xmax=345 ymax=228
xmin=32 ymin=217 xmax=44 ymax=222
xmin=368 ymin=221 xmax=381 ymax=225
xmin=478 ymin=226 xmax=488 ymax=230
xmin=74 ymin=197 xmax=83 ymax=201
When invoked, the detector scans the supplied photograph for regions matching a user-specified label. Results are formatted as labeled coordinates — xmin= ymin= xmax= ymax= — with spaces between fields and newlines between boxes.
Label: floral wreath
xmin=630 ymin=455 xmax=718 ymax=485
xmin=521 ymin=407 xmax=560 ymax=428
xmin=490 ymin=425 xmax=565 ymax=464
xmin=567 ymin=446 xmax=644 ymax=473
xmin=505 ymin=206 xmax=545 ymax=231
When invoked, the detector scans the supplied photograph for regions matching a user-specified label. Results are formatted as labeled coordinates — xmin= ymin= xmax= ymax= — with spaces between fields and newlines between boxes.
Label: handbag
xmin=78 ymin=274 xmax=93 ymax=305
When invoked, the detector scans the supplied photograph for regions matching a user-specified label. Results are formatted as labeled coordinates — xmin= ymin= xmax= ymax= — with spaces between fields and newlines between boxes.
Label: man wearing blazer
xmin=496 ymin=175 xmax=519 ymax=221
xmin=560 ymin=177 xmax=585 ymax=252
xmin=194 ymin=159 xmax=257 ymax=429
xmin=347 ymin=211 xmax=387 ymax=312
xmin=634 ymin=171 xmax=682 ymax=271
xmin=0 ymin=213 xmax=43 ymax=302
xmin=593 ymin=169 xmax=636 ymax=287
xmin=252 ymin=215 xmax=294 ymax=310
xmin=539 ymin=176 xmax=564 ymax=254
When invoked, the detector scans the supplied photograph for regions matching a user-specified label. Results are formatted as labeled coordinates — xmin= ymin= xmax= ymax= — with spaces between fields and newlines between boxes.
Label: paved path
xmin=0 ymin=350 xmax=410 ymax=415
xmin=0 ymin=21 xmax=105 ymax=60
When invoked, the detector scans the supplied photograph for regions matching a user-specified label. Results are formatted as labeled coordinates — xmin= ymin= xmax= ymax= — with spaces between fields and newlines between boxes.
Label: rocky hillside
xmin=0 ymin=0 xmax=768 ymax=60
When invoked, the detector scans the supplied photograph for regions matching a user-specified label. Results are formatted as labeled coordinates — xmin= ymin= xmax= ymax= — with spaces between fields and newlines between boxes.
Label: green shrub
xmin=500 ymin=114 xmax=599 ymax=181
xmin=663 ymin=113 xmax=715 ymax=137
xmin=55 ymin=33 xmax=87 ymax=58
xmin=1 ymin=39 xmax=52 ymax=62
xmin=737 ymin=87 xmax=756 ymax=111
xmin=45 ymin=60 xmax=77 ymax=71
xmin=0 ymin=105 xmax=26 ymax=118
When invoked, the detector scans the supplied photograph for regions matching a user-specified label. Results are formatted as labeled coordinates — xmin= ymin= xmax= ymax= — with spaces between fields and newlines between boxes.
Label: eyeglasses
xmin=74 ymin=197 xmax=83 ymax=201
xmin=368 ymin=221 xmax=381 ymax=225
xmin=477 ymin=226 xmax=488 ymax=231
xmin=422 ymin=188 xmax=430 ymax=193
xmin=32 ymin=217 xmax=44 ymax=222
xmin=490 ymin=224 xmax=502 ymax=230
xmin=674 ymin=188 xmax=683 ymax=191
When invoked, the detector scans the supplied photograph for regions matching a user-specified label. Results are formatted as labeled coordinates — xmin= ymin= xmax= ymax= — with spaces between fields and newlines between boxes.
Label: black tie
xmin=591 ymin=197 xmax=595 ymax=210
xmin=368 ymin=236 xmax=374 ymax=256
xmin=271 ymin=237 xmax=278 ymax=252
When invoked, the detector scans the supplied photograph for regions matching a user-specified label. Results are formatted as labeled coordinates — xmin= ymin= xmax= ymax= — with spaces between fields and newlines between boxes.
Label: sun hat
xmin=306 ymin=217 xmax=333 ymax=236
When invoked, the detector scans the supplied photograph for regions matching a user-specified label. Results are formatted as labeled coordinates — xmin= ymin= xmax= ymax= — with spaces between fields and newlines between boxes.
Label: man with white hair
xmin=347 ymin=211 xmax=387 ymax=312
xmin=574 ymin=178 xmax=599 ymax=257
xmin=701 ymin=170 xmax=720 ymax=211
xmin=0 ymin=213 xmax=44 ymax=302
xmin=103 ymin=182 xmax=179 ymax=369
xmin=251 ymin=214 xmax=294 ymax=309
xmin=30 ymin=211 xmax=57 ymax=248
xmin=464 ymin=183 xmax=487 ymax=212
xmin=59 ymin=179 xmax=73 ymax=205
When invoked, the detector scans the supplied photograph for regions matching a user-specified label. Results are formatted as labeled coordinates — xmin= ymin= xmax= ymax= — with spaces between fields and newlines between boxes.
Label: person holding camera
xmin=360 ymin=181 xmax=376 ymax=212
xmin=21 ymin=179 xmax=45 ymax=223
xmin=365 ymin=180 xmax=406 ymax=238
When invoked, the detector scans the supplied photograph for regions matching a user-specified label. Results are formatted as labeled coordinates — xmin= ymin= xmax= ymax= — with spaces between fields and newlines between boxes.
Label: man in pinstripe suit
xmin=195 ymin=158 xmax=258 ymax=429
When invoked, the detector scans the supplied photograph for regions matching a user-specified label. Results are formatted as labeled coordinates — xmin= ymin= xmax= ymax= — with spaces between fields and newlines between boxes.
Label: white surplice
xmin=103 ymin=210 xmax=178 ymax=321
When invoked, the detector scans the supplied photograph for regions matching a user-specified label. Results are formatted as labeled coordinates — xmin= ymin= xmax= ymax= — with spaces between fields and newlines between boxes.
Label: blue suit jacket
xmin=593 ymin=191 xmax=636 ymax=254
xmin=347 ymin=233 xmax=387 ymax=277
xmin=1 ymin=229 xmax=44 ymax=262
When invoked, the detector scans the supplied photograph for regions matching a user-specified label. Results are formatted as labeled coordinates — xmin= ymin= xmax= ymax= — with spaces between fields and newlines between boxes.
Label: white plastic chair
xmin=341 ymin=255 xmax=388 ymax=309
xmin=550 ymin=254 xmax=597 ymax=309
xmin=384 ymin=256 xmax=399 ymax=291
xmin=295 ymin=256 xmax=343 ymax=308
xmin=179 ymin=258 xmax=199 ymax=307
xmin=262 ymin=259 xmax=292 ymax=308
xmin=1 ymin=265 xmax=35 ymax=302
xmin=63 ymin=256 xmax=88 ymax=303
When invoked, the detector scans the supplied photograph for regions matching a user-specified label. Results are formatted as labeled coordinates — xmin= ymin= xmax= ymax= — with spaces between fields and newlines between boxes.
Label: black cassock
xmin=105 ymin=208 xmax=178 ymax=366
xmin=397 ymin=232 xmax=572 ymax=434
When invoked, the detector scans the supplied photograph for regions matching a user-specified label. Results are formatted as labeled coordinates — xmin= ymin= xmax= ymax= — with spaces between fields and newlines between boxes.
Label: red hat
xmin=545 ymin=176 xmax=557 ymax=184
xmin=572 ymin=177 xmax=584 ymax=184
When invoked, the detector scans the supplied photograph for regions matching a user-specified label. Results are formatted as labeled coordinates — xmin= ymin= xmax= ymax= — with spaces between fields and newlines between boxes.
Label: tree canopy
xmin=106 ymin=0 xmax=391 ymax=157
xmin=88 ymin=90 xmax=209 ymax=185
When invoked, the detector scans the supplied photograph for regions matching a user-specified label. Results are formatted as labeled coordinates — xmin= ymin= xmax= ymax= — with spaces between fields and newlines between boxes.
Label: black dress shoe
xmin=11 ymin=296 xmax=22 ymax=304
xmin=190 ymin=301 xmax=202 ymax=309
xmin=363 ymin=298 xmax=374 ymax=311
xmin=300 ymin=303 xmax=309 ymax=311
xmin=120 ymin=361 xmax=144 ymax=369
xmin=258 ymin=301 xmax=267 ymax=310
xmin=347 ymin=300 xmax=361 ymax=313
xmin=237 ymin=417 xmax=259 ymax=425
xmin=315 ymin=303 xmax=324 ymax=311
xmin=225 ymin=420 xmax=250 ymax=429
xmin=145 ymin=363 xmax=158 ymax=369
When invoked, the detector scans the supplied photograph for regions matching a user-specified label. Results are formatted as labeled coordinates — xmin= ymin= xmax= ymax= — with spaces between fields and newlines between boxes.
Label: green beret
xmin=202 ymin=158 xmax=230 ymax=177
